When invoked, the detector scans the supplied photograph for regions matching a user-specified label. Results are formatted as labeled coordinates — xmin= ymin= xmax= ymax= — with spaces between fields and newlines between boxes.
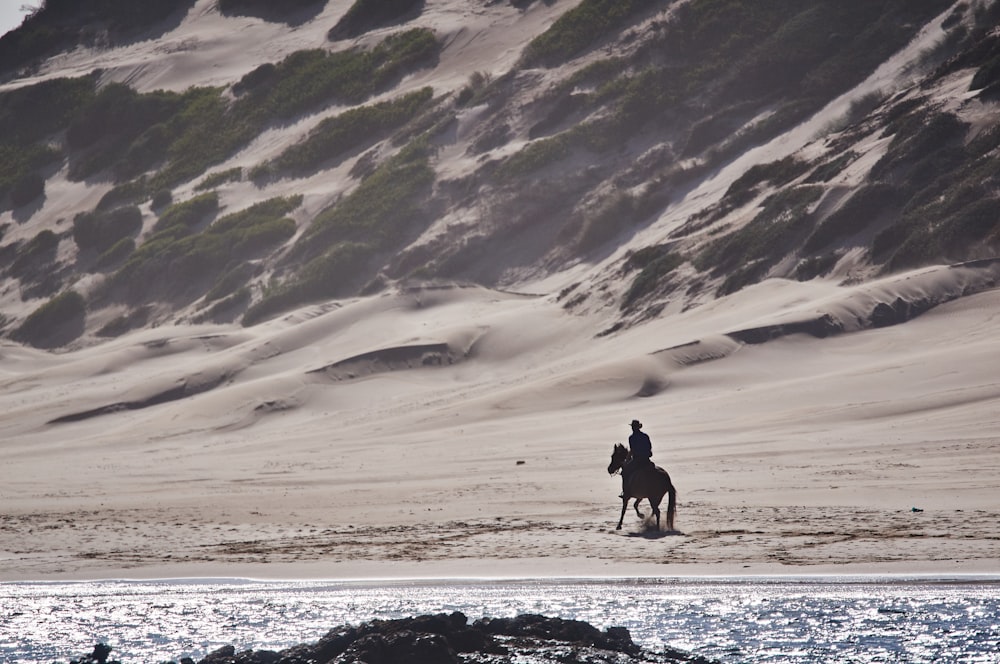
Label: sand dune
xmin=1 ymin=267 xmax=998 ymax=580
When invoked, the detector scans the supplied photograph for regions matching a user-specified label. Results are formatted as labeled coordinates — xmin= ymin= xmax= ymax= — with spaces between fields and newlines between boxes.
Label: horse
xmin=607 ymin=443 xmax=677 ymax=531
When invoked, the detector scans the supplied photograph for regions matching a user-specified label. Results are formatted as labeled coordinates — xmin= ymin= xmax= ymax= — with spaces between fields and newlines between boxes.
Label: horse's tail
xmin=665 ymin=479 xmax=677 ymax=531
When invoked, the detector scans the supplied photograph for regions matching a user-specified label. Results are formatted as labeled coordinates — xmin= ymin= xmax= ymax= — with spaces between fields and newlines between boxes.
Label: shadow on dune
xmin=47 ymin=371 xmax=236 ymax=424
xmin=308 ymin=341 xmax=472 ymax=381
xmin=647 ymin=261 xmax=1000 ymax=375
xmin=327 ymin=0 xmax=425 ymax=41
xmin=218 ymin=0 xmax=327 ymax=26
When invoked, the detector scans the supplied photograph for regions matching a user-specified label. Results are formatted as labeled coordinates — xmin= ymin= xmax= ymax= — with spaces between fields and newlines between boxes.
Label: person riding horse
xmin=607 ymin=420 xmax=676 ymax=531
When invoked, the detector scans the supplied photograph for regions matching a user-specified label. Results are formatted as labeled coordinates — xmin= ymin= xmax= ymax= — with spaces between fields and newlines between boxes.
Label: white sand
xmin=0 ymin=0 xmax=998 ymax=581
xmin=2 ymin=270 xmax=998 ymax=581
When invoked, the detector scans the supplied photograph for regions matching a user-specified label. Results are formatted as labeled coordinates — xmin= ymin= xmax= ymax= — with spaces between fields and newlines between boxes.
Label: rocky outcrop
xmin=69 ymin=613 xmax=716 ymax=664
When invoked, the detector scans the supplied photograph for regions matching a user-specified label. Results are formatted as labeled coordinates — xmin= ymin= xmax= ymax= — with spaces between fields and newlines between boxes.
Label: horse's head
xmin=608 ymin=443 xmax=629 ymax=475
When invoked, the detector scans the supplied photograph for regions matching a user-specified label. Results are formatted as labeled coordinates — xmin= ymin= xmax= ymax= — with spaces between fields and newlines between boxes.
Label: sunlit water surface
xmin=2 ymin=577 xmax=998 ymax=663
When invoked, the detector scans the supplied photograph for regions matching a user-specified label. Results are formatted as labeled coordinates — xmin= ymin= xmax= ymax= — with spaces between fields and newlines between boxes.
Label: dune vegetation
xmin=0 ymin=0 xmax=998 ymax=347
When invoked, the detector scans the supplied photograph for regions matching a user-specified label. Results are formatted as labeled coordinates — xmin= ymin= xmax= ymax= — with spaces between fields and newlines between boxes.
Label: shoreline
xmin=8 ymin=568 xmax=1000 ymax=586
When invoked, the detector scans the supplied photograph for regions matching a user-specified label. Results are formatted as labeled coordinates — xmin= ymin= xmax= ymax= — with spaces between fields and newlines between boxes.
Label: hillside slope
xmin=0 ymin=0 xmax=998 ymax=346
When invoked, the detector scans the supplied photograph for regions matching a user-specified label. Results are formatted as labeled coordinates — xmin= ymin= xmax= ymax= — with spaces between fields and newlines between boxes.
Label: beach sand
xmin=2 ymin=275 xmax=998 ymax=581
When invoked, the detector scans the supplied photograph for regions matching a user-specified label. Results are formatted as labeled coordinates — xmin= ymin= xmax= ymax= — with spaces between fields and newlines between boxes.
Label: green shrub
xmin=70 ymin=84 xmax=183 ymax=148
xmin=233 ymin=63 xmax=278 ymax=96
xmin=939 ymin=198 xmax=1000 ymax=252
xmin=12 ymin=290 xmax=86 ymax=348
xmin=870 ymin=122 xmax=1000 ymax=271
xmin=151 ymin=188 xmax=173 ymax=209
xmin=0 ymin=143 xmax=59 ymax=205
xmin=112 ymin=29 xmax=439 ymax=194
xmin=96 ymin=176 xmax=150 ymax=210
xmin=803 ymin=183 xmax=903 ymax=253
xmin=621 ymin=246 xmax=683 ymax=309
xmin=151 ymin=87 xmax=241 ymax=189
xmin=94 ymin=237 xmax=136 ymax=271
xmin=68 ymin=85 xmax=234 ymax=193
xmin=870 ymin=111 xmax=968 ymax=186
xmin=115 ymin=123 xmax=173 ymax=179
xmin=521 ymin=0 xmax=651 ymax=68
xmin=560 ymin=57 xmax=628 ymax=94
xmin=795 ymin=253 xmax=840 ymax=281
xmin=243 ymin=241 xmax=373 ymax=325
xmin=0 ymin=75 xmax=95 ymax=146
xmin=723 ymin=157 xmax=812 ymax=208
xmin=697 ymin=185 xmax=823 ymax=278
xmin=18 ymin=3 xmax=195 ymax=70
xmin=0 ymin=3 xmax=195 ymax=78
xmin=253 ymin=87 xmax=433 ymax=180
xmin=553 ymin=0 xmax=953 ymax=159
xmin=10 ymin=30 xmax=440 ymax=206
xmin=112 ymin=195 xmax=298 ymax=303
xmin=212 ymin=195 xmax=301 ymax=231
xmin=73 ymin=205 xmax=143 ymax=253
xmin=10 ymin=229 xmax=59 ymax=278
xmin=877 ymin=189 xmax=1000 ymax=272
xmin=205 ymin=264 xmax=256 ymax=302
xmin=575 ymin=192 xmax=638 ymax=254
xmin=455 ymin=70 xmax=494 ymax=107
xmin=195 ymin=167 xmax=243 ymax=191
xmin=805 ymin=151 xmax=857 ymax=183
xmin=197 ymin=287 xmax=252 ymax=323
xmin=970 ymin=53 xmax=1000 ymax=91
xmin=234 ymin=29 xmax=439 ymax=124
xmin=496 ymin=133 xmax=573 ymax=180
xmin=95 ymin=305 xmax=150 ymax=338
xmin=151 ymin=191 xmax=220 ymax=235
xmin=247 ymin=141 xmax=434 ymax=322
xmin=66 ymin=83 xmax=189 ymax=181
xmin=9 ymin=171 xmax=44 ymax=207
xmin=206 ymin=196 xmax=300 ymax=256
xmin=716 ymin=260 xmax=771 ymax=297
xmin=295 ymin=140 xmax=435 ymax=260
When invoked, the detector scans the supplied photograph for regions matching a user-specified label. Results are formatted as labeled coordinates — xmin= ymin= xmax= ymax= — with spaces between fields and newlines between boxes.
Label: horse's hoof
xmin=616 ymin=525 xmax=622 ymax=530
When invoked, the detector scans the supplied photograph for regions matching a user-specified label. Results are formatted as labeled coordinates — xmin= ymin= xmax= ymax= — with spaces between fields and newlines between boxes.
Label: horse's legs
xmin=632 ymin=498 xmax=644 ymax=519
xmin=648 ymin=494 xmax=663 ymax=530
xmin=617 ymin=497 xmax=629 ymax=530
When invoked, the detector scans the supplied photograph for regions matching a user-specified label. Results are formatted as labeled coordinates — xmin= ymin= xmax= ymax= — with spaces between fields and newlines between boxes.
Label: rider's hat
xmin=629 ymin=419 xmax=642 ymax=428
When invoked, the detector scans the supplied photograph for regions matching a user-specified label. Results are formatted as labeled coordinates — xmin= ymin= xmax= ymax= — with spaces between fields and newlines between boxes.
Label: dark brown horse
xmin=607 ymin=443 xmax=677 ymax=531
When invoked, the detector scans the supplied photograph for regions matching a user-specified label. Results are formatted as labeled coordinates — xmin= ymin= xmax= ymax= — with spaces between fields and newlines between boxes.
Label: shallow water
xmin=2 ymin=577 xmax=998 ymax=663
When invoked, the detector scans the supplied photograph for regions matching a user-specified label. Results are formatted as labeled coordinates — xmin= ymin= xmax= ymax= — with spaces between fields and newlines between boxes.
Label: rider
xmin=624 ymin=419 xmax=653 ymax=477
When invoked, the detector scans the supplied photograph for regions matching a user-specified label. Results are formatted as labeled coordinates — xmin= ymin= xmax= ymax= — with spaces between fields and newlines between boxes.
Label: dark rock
xmin=74 ymin=613 xmax=713 ymax=664
xmin=69 ymin=644 xmax=119 ymax=664
xmin=336 ymin=630 xmax=458 ymax=664
xmin=234 ymin=650 xmax=282 ymax=664
xmin=474 ymin=614 xmax=638 ymax=655
xmin=198 ymin=645 xmax=235 ymax=664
